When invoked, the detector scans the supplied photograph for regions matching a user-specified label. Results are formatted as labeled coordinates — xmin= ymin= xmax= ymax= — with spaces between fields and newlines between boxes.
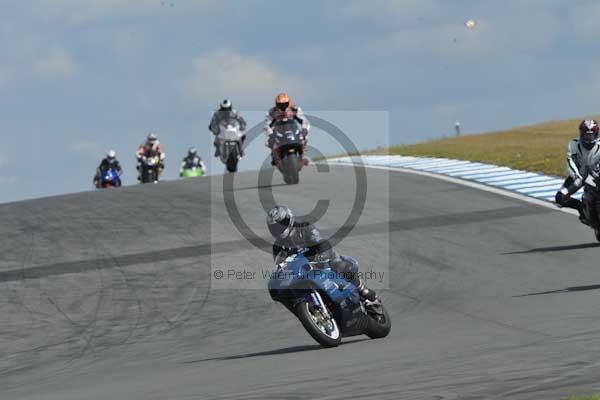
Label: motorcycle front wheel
xmin=282 ymin=153 xmax=300 ymax=185
xmin=226 ymin=148 xmax=239 ymax=173
xmin=295 ymin=300 xmax=341 ymax=347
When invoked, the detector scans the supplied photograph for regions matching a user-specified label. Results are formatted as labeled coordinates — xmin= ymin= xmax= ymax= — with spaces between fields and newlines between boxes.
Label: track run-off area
xmin=1 ymin=164 xmax=600 ymax=399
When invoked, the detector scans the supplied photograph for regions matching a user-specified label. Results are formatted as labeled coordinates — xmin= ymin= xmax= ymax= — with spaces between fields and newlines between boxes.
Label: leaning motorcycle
xmin=217 ymin=118 xmax=244 ymax=173
xmin=268 ymin=251 xmax=391 ymax=347
xmin=140 ymin=150 xmax=162 ymax=184
xmin=580 ymin=173 xmax=600 ymax=241
xmin=97 ymin=169 xmax=121 ymax=189
xmin=272 ymin=119 xmax=304 ymax=185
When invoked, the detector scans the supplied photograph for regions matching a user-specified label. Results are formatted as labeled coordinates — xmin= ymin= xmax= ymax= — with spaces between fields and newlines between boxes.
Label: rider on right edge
xmin=555 ymin=119 xmax=600 ymax=223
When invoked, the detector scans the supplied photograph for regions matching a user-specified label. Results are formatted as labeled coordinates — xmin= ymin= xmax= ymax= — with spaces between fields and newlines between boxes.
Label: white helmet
xmin=107 ymin=150 xmax=117 ymax=163
xmin=220 ymin=99 xmax=232 ymax=110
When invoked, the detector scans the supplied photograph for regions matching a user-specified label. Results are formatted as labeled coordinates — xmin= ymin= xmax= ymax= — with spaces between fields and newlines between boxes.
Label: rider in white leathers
xmin=555 ymin=120 xmax=600 ymax=221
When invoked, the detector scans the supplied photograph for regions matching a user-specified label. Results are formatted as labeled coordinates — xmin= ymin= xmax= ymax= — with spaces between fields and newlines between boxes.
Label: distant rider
xmin=266 ymin=205 xmax=378 ymax=303
xmin=209 ymin=99 xmax=247 ymax=157
xmin=265 ymin=92 xmax=310 ymax=165
xmin=93 ymin=150 xmax=123 ymax=188
xmin=179 ymin=147 xmax=206 ymax=176
xmin=555 ymin=119 xmax=600 ymax=222
xmin=136 ymin=133 xmax=165 ymax=181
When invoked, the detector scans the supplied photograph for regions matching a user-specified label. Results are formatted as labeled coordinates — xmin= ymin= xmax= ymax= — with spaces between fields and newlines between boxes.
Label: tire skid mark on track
xmin=0 ymin=206 xmax=550 ymax=283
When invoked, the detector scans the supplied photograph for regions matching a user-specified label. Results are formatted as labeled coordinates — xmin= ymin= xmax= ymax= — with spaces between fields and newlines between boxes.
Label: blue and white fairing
xmin=101 ymin=169 xmax=121 ymax=186
xmin=268 ymin=252 xmax=369 ymax=336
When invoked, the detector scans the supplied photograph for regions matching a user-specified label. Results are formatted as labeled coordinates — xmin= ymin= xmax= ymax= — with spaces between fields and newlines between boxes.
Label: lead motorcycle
xmin=140 ymin=149 xmax=162 ymax=184
xmin=272 ymin=119 xmax=305 ymax=185
xmin=216 ymin=118 xmax=244 ymax=173
xmin=268 ymin=251 xmax=391 ymax=347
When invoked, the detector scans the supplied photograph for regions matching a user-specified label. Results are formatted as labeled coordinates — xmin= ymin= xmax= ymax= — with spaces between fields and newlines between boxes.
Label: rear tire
xmin=295 ymin=301 xmax=341 ymax=348
xmin=594 ymin=229 xmax=600 ymax=242
xmin=282 ymin=153 xmax=300 ymax=185
xmin=365 ymin=304 xmax=391 ymax=339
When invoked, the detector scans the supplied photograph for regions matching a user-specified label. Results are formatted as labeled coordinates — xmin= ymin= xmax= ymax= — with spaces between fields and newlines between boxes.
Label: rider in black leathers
xmin=93 ymin=150 xmax=123 ymax=187
xmin=267 ymin=205 xmax=377 ymax=302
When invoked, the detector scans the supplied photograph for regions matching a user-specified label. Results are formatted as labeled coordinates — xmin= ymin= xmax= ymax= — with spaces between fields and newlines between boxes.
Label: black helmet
xmin=579 ymin=119 xmax=599 ymax=150
xmin=267 ymin=205 xmax=294 ymax=239
xmin=188 ymin=147 xmax=197 ymax=157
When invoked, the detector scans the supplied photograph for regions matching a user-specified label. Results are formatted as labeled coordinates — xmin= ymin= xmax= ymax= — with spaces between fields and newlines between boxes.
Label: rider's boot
xmin=357 ymin=279 xmax=378 ymax=302
xmin=214 ymin=145 xmax=220 ymax=158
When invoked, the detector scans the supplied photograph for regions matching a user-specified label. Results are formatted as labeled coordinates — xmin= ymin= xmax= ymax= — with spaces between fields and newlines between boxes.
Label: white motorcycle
xmin=216 ymin=118 xmax=244 ymax=173
xmin=140 ymin=150 xmax=163 ymax=184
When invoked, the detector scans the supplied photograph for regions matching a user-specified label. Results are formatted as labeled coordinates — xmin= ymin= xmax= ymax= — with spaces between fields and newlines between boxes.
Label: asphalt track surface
xmin=1 ymin=165 xmax=600 ymax=399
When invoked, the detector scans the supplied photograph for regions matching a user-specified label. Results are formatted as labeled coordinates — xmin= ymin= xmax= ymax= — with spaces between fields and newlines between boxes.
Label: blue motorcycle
xmin=272 ymin=119 xmax=304 ymax=185
xmin=98 ymin=169 xmax=122 ymax=189
xmin=268 ymin=252 xmax=391 ymax=347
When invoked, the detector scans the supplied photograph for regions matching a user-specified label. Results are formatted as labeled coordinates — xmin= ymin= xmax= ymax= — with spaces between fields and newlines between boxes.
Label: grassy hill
xmin=365 ymin=116 xmax=600 ymax=177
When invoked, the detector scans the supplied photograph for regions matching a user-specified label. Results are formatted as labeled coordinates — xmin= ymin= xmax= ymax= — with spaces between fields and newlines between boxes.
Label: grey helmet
xmin=147 ymin=132 xmax=158 ymax=146
xmin=220 ymin=99 xmax=232 ymax=110
xmin=267 ymin=205 xmax=295 ymax=239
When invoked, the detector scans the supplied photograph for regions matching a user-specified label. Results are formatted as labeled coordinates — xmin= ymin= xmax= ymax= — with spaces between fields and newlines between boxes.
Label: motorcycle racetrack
xmin=1 ymin=164 xmax=600 ymax=399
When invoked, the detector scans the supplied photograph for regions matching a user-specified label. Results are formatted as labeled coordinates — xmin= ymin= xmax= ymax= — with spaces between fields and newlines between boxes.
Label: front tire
xmin=365 ymin=303 xmax=391 ymax=339
xmin=282 ymin=153 xmax=300 ymax=185
xmin=295 ymin=301 xmax=341 ymax=348
xmin=226 ymin=148 xmax=239 ymax=173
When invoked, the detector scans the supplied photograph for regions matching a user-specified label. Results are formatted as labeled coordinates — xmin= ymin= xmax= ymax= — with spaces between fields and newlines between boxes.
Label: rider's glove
xmin=555 ymin=189 xmax=569 ymax=204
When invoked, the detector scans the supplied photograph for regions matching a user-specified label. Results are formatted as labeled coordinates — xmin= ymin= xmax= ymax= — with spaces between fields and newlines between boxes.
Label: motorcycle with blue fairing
xmin=96 ymin=169 xmax=121 ymax=189
xmin=268 ymin=251 xmax=391 ymax=347
xmin=272 ymin=119 xmax=305 ymax=185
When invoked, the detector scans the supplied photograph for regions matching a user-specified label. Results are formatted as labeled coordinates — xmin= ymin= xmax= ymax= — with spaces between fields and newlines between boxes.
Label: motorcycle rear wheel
xmin=365 ymin=303 xmax=391 ymax=339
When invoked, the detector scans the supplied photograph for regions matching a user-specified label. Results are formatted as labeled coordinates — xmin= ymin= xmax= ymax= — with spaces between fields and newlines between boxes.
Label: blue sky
xmin=1 ymin=0 xmax=599 ymax=203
